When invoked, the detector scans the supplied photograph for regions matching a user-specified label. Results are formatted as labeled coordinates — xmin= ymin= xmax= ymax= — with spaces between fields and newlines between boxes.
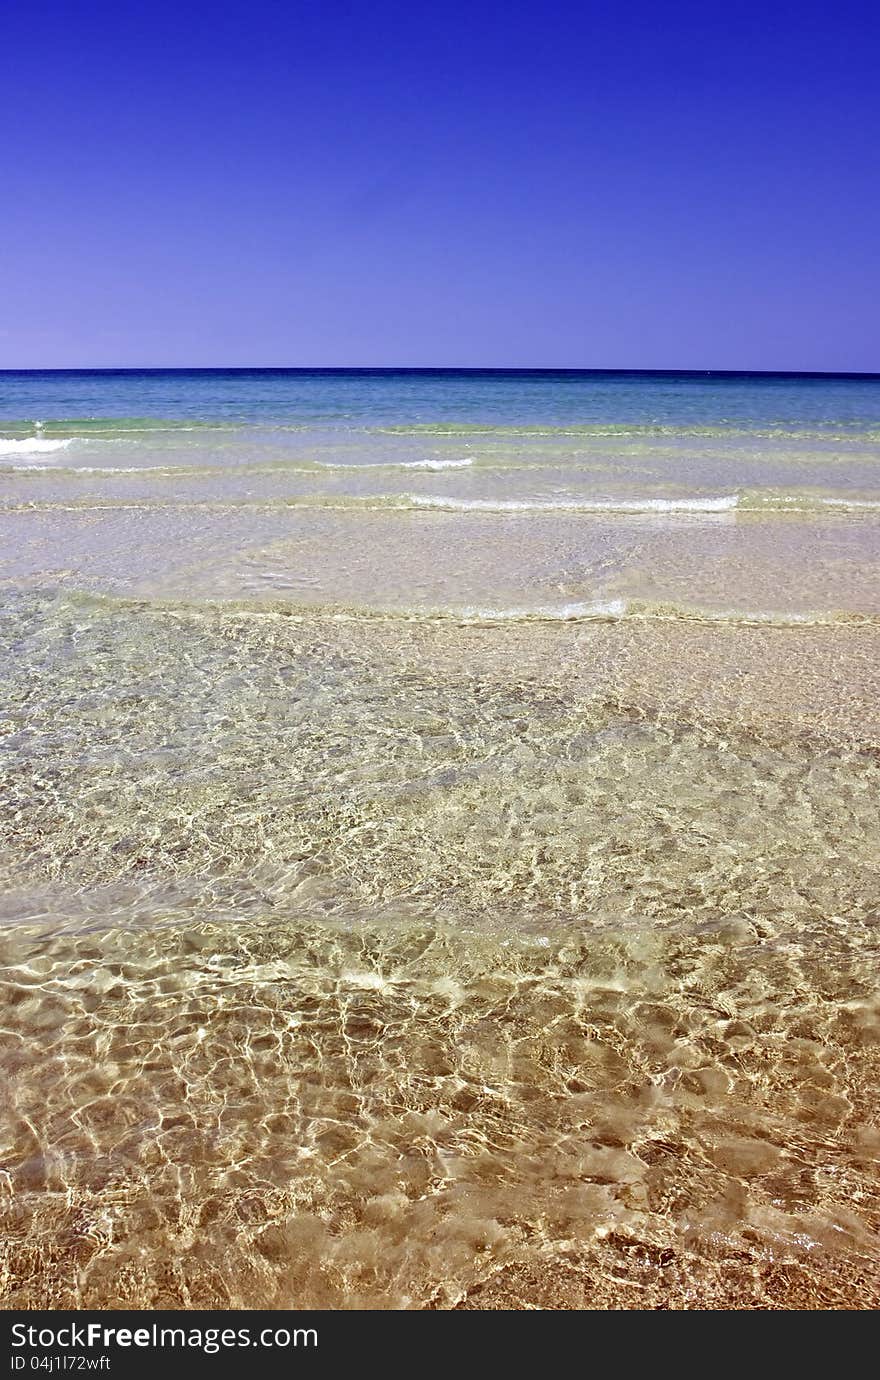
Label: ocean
xmin=1 ymin=369 xmax=879 ymax=1308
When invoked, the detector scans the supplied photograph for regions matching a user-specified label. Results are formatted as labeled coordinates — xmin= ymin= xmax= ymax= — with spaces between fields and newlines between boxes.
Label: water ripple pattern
xmin=1 ymin=369 xmax=879 ymax=1308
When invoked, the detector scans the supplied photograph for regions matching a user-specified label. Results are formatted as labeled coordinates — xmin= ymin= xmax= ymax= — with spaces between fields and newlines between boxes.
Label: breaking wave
xmin=409 ymin=494 xmax=740 ymax=514
xmin=0 ymin=437 xmax=74 ymax=457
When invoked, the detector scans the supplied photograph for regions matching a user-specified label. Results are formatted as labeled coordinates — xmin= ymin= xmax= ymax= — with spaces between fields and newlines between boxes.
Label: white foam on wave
xmin=317 ymin=458 xmax=474 ymax=472
xmin=34 ymin=465 xmax=147 ymax=474
xmin=409 ymin=493 xmax=739 ymax=514
xmin=822 ymin=497 xmax=880 ymax=510
xmin=402 ymin=458 xmax=474 ymax=471
xmin=0 ymin=437 xmax=74 ymax=457
xmin=446 ymin=600 xmax=865 ymax=627
xmin=458 ymin=599 xmax=628 ymax=621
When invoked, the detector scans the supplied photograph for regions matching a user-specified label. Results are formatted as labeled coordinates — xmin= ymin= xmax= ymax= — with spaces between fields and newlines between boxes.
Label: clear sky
xmin=3 ymin=0 xmax=879 ymax=370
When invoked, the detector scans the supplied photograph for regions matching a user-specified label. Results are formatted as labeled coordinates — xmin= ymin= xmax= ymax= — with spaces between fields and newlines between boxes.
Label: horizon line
xmin=1 ymin=365 xmax=879 ymax=379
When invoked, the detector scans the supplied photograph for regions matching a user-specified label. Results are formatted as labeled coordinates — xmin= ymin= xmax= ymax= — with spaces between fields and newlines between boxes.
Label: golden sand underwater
xmin=2 ymin=598 xmax=879 ymax=1309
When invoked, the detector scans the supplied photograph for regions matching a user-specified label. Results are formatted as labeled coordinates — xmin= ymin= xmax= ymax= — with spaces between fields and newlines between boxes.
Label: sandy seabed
xmin=1 ymin=601 xmax=879 ymax=1310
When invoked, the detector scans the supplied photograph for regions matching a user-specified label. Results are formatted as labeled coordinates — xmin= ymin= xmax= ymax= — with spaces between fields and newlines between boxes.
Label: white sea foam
xmin=401 ymin=458 xmax=474 ymax=471
xmin=0 ymin=437 xmax=74 ymax=457
xmin=409 ymin=494 xmax=739 ymax=514
xmin=449 ymin=600 xmax=864 ymax=627
xmin=821 ymin=497 xmax=880 ymax=510
xmin=317 ymin=458 xmax=474 ymax=471
xmin=30 ymin=465 xmax=147 ymax=474
xmin=458 ymin=599 xmax=628 ymax=621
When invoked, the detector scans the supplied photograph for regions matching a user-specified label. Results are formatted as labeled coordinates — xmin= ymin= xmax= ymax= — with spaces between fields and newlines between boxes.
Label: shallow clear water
xmin=1 ymin=371 xmax=879 ymax=1308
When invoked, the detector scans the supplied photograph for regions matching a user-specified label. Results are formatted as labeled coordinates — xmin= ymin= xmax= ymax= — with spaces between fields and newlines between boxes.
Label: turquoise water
xmin=3 ymin=369 xmax=880 ymax=621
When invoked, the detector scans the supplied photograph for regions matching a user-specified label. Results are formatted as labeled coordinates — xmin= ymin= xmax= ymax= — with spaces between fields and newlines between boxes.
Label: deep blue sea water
xmin=2 ymin=367 xmax=880 ymax=430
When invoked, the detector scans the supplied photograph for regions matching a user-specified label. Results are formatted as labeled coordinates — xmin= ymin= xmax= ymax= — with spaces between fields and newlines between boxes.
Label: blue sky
xmin=3 ymin=0 xmax=879 ymax=369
